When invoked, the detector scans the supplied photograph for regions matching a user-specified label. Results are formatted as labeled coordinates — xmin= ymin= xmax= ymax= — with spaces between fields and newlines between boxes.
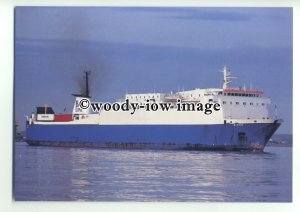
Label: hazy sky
xmin=15 ymin=7 xmax=292 ymax=133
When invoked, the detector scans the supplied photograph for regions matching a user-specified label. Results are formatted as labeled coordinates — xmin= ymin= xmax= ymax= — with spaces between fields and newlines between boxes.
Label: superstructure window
xmin=243 ymin=102 xmax=246 ymax=105
xmin=250 ymin=102 xmax=253 ymax=105
xmin=236 ymin=102 xmax=239 ymax=105
xmin=262 ymin=103 xmax=265 ymax=106
xmin=230 ymin=101 xmax=232 ymax=105
xmin=223 ymin=101 xmax=226 ymax=104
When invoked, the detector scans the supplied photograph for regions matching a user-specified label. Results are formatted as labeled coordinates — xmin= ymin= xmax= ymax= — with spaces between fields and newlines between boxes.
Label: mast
xmin=222 ymin=66 xmax=236 ymax=89
xmin=85 ymin=70 xmax=91 ymax=98
xmin=72 ymin=71 xmax=92 ymax=115
xmin=72 ymin=70 xmax=91 ymax=98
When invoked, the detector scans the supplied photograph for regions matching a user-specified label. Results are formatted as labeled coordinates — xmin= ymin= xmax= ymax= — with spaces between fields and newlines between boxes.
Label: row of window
xmin=224 ymin=93 xmax=260 ymax=97
xmin=129 ymin=92 xmax=260 ymax=99
xmin=181 ymin=92 xmax=260 ymax=98
xmin=129 ymin=95 xmax=159 ymax=99
xmin=223 ymin=101 xmax=265 ymax=106
xmin=181 ymin=94 xmax=202 ymax=97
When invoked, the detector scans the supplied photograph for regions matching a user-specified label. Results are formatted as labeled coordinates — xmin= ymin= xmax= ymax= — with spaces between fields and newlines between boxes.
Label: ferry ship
xmin=25 ymin=66 xmax=281 ymax=151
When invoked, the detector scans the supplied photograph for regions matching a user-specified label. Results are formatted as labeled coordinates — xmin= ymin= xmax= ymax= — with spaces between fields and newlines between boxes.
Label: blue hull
xmin=26 ymin=122 xmax=280 ymax=151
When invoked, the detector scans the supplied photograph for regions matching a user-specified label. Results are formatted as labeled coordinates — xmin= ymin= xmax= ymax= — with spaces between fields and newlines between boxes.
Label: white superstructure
xmin=29 ymin=66 xmax=274 ymax=126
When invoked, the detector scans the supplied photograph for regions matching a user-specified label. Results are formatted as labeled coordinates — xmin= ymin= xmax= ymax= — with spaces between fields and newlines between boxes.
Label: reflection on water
xmin=14 ymin=143 xmax=292 ymax=201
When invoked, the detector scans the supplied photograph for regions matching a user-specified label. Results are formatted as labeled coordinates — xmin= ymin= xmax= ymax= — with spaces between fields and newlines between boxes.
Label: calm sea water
xmin=14 ymin=142 xmax=292 ymax=202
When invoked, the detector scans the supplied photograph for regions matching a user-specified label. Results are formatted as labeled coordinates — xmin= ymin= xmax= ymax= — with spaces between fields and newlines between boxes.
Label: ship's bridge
xmin=223 ymin=88 xmax=264 ymax=97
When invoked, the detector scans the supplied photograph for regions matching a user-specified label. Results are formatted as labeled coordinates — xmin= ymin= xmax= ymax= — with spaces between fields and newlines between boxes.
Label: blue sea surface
xmin=14 ymin=142 xmax=292 ymax=201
